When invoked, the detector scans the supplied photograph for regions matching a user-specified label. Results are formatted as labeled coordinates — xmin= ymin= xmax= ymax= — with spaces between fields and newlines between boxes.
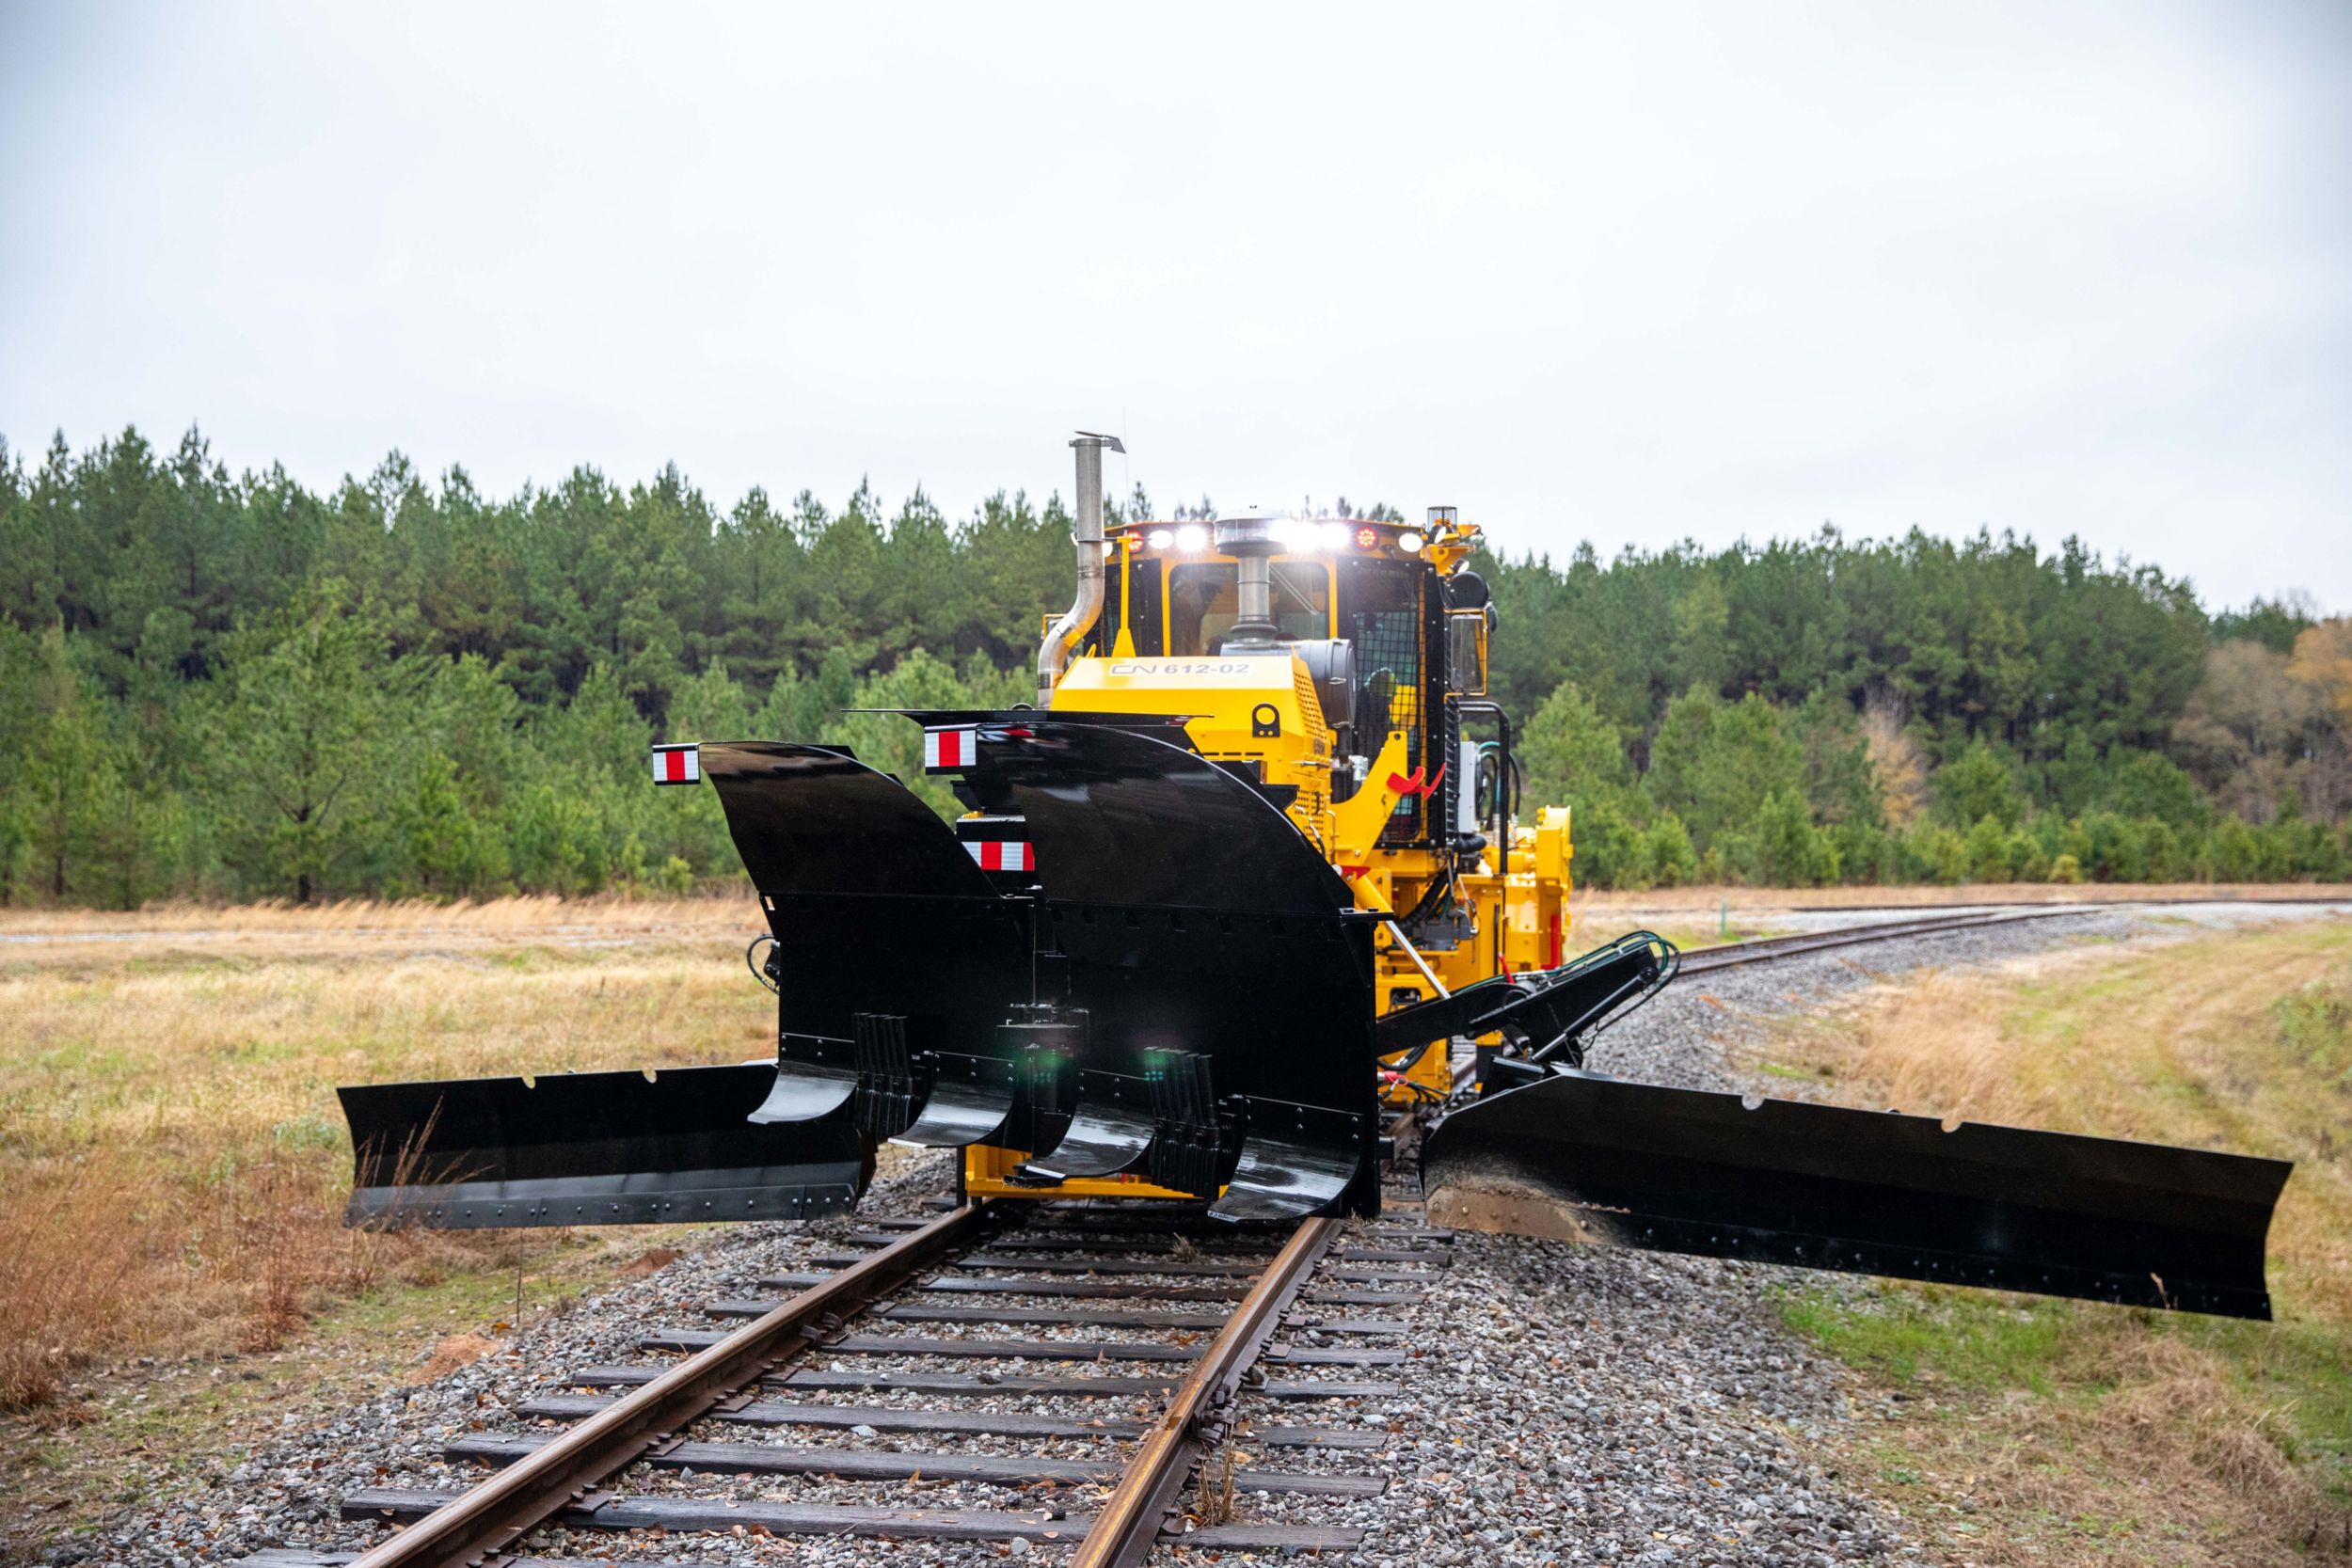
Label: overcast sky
xmin=3 ymin=2 xmax=2346 ymax=611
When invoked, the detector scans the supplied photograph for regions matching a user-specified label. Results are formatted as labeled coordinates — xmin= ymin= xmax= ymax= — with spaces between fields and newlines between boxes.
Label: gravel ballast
xmin=64 ymin=906 xmax=2241 ymax=1566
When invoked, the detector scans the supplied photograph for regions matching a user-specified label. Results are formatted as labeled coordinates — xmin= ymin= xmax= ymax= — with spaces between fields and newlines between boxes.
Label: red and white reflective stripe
xmin=650 ymin=744 xmax=700 ymax=784
xmin=924 ymin=726 xmax=977 ymax=771
xmin=965 ymin=841 xmax=1034 ymax=873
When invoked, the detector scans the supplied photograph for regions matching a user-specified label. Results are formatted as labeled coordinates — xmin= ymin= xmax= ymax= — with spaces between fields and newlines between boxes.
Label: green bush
xmin=1899 ymin=820 xmax=1969 ymax=885
xmin=2272 ymin=979 xmax=2352 ymax=1083
xmin=1827 ymin=821 xmax=1899 ymax=885
xmin=2005 ymin=827 xmax=2050 ymax=881
xmin=1933 ymin=739 xmax=2028 ymax=831
xmin=1569 ymin=800 xmax=1655 ymax=891
xmin=2306 ymin=826 xmax=2350 ymax=881
xmin=2263 ymin=796 xmax=2345 ymax=879
xmin=2080 ymin=812 xmax=2145 ymax=882
xmin=1750 ymin=788 xmax=1837 ymax=886
xmin=1646 ymin=814 xmax=1698 ymax=888
xmin=1963 ymin=815 xmax=2013 ymax=882
xmin=2201 ymin=816 xmax=2263 ymax=880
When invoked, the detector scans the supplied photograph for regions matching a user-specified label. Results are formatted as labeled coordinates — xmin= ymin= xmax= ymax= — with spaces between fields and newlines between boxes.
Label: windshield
xmin=1167 ymin=562 xmax=1332 ymax=654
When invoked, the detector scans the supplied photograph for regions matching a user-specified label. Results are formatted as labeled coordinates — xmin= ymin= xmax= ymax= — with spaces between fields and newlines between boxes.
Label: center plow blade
xmin=960 ymin=718 xmax=1381 ymax=1221
xmin=1422 ymin=1071 xmax=2291 ymax=1319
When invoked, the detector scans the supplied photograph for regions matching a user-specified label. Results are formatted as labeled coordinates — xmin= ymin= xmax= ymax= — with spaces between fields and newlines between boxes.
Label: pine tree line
xmin=0 ymin=424 xmax=2345 ymax=904
xmin=1491 ymin=534 xmax=2352 ymax=886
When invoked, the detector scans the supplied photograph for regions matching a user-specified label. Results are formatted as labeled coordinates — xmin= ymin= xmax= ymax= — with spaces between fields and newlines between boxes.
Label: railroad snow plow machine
xmin=340 ymin=434 xmax=2292 ymax=1320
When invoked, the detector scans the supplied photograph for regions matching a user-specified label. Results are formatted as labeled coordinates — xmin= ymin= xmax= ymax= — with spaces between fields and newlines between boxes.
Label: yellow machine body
xmin=961 ymin=514 xmax=1574 ymax=1201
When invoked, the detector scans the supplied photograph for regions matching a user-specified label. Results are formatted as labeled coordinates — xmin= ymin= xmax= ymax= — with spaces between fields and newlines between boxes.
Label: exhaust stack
xmin=1038 ymin=431 xmax=1124 ymax=705
xmin=1215 ymin=515 xmax=1282 ymax=651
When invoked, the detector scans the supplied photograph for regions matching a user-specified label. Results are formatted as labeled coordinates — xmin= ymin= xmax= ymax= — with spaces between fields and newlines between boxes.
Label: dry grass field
xmin=0 ymin=898 xmax=772 ymax=1416
xmin=2 ymin=891 xmax=2335 ymax=1408
xmin=0 ymin=897 xmax=802 ymax=1553
xmin=1754 ymin=919 xmax=2352 ymax=1564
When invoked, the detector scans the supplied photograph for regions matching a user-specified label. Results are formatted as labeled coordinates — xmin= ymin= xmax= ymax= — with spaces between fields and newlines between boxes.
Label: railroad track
xmin=243 ymin=1197 xmax=1450 ymax=1567
xmin=1675 ymin=902 xmax=2096 ymax=973
xmin=1429 ymin=902 xmax=2113 ymax=1098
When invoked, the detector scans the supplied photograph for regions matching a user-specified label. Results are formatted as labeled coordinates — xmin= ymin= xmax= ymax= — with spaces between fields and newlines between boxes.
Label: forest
xmin=1 ymin=424 xmax=2347 ymax=904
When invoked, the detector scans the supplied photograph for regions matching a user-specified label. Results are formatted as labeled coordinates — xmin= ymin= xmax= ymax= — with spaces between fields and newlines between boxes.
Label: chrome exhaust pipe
xmin=1214 ymin=515 xmax=1281 ymax=651
xmin=1037 ymin=431 xmax=1123 ymax=705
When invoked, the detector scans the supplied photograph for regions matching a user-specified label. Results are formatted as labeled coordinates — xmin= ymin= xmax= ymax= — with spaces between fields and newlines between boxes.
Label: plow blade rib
xmin=894 ymin=1055 xmax=1018 ymax=1148
xmin=341 ymin=1065 xmax=867 ymax=1229
xmin=1422 ymin=1072 xmax=2290 ymax=1319
xmin=1020 ymin=1070 xmax=1154 ymax=1180
xmin=971 ymin=720 xmax=1379 ymax=1218
xmin=750 ymin=1059 xmax=858 ymax=1125
xmin=1215 ymin=1101 xmax=1371 ymax=1223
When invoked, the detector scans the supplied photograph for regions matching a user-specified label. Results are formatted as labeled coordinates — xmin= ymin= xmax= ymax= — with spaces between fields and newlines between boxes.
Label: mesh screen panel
xmin=1353 ymin=607 xmax=1424 ymax=844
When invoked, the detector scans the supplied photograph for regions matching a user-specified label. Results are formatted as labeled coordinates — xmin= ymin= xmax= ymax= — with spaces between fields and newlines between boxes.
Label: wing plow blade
xmin=340 ymin=1064 xmax=869 ymax=1230
xmin=1422 ymin=1070 xmax=2291 ymax=1319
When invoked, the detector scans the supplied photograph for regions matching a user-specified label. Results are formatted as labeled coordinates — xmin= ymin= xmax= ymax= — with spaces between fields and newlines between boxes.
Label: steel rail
xmin=346 ymin=1200 xmax=996 ymax=1568
xmin=1804 ymin=893 xmax=2352 ymax=911
xmin=1070 ymin=1215 xmax=1343 ymax=1568
xmin=1677 ymin=905 xmax=2087 ymax=974
xmin=1439 ymin=905 xmax=2101 ymax=1095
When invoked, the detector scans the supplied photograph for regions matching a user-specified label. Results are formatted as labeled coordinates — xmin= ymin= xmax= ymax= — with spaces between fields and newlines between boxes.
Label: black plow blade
xmin=702 ymin=739 xmax=1030 ymax=1091
xmin=1019 ymin=1069 xmax=1155 ymax=1180
xmin=959 ymin=717 xmax=1381 ymax=1221
xmin=1215 ymin=1100 xmax=1374 ymax=1223
xmin=1422 ymin=1070 xmax=2291 ymax=1319
xmin=341 ymin=1064 xmax=869 ymax=1229
xmin=337 ymin=739 xmax=1025 ymax=1230
xmin=894 ymin=1053 xmax=1019 ymax=1147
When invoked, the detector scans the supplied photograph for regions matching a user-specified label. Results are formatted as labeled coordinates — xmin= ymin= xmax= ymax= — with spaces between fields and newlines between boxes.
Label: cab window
xmin=1095 ymin=553 xmax=1165 ymax=655
xmin=1167 ymin=562 xmax=1331 ymax=654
